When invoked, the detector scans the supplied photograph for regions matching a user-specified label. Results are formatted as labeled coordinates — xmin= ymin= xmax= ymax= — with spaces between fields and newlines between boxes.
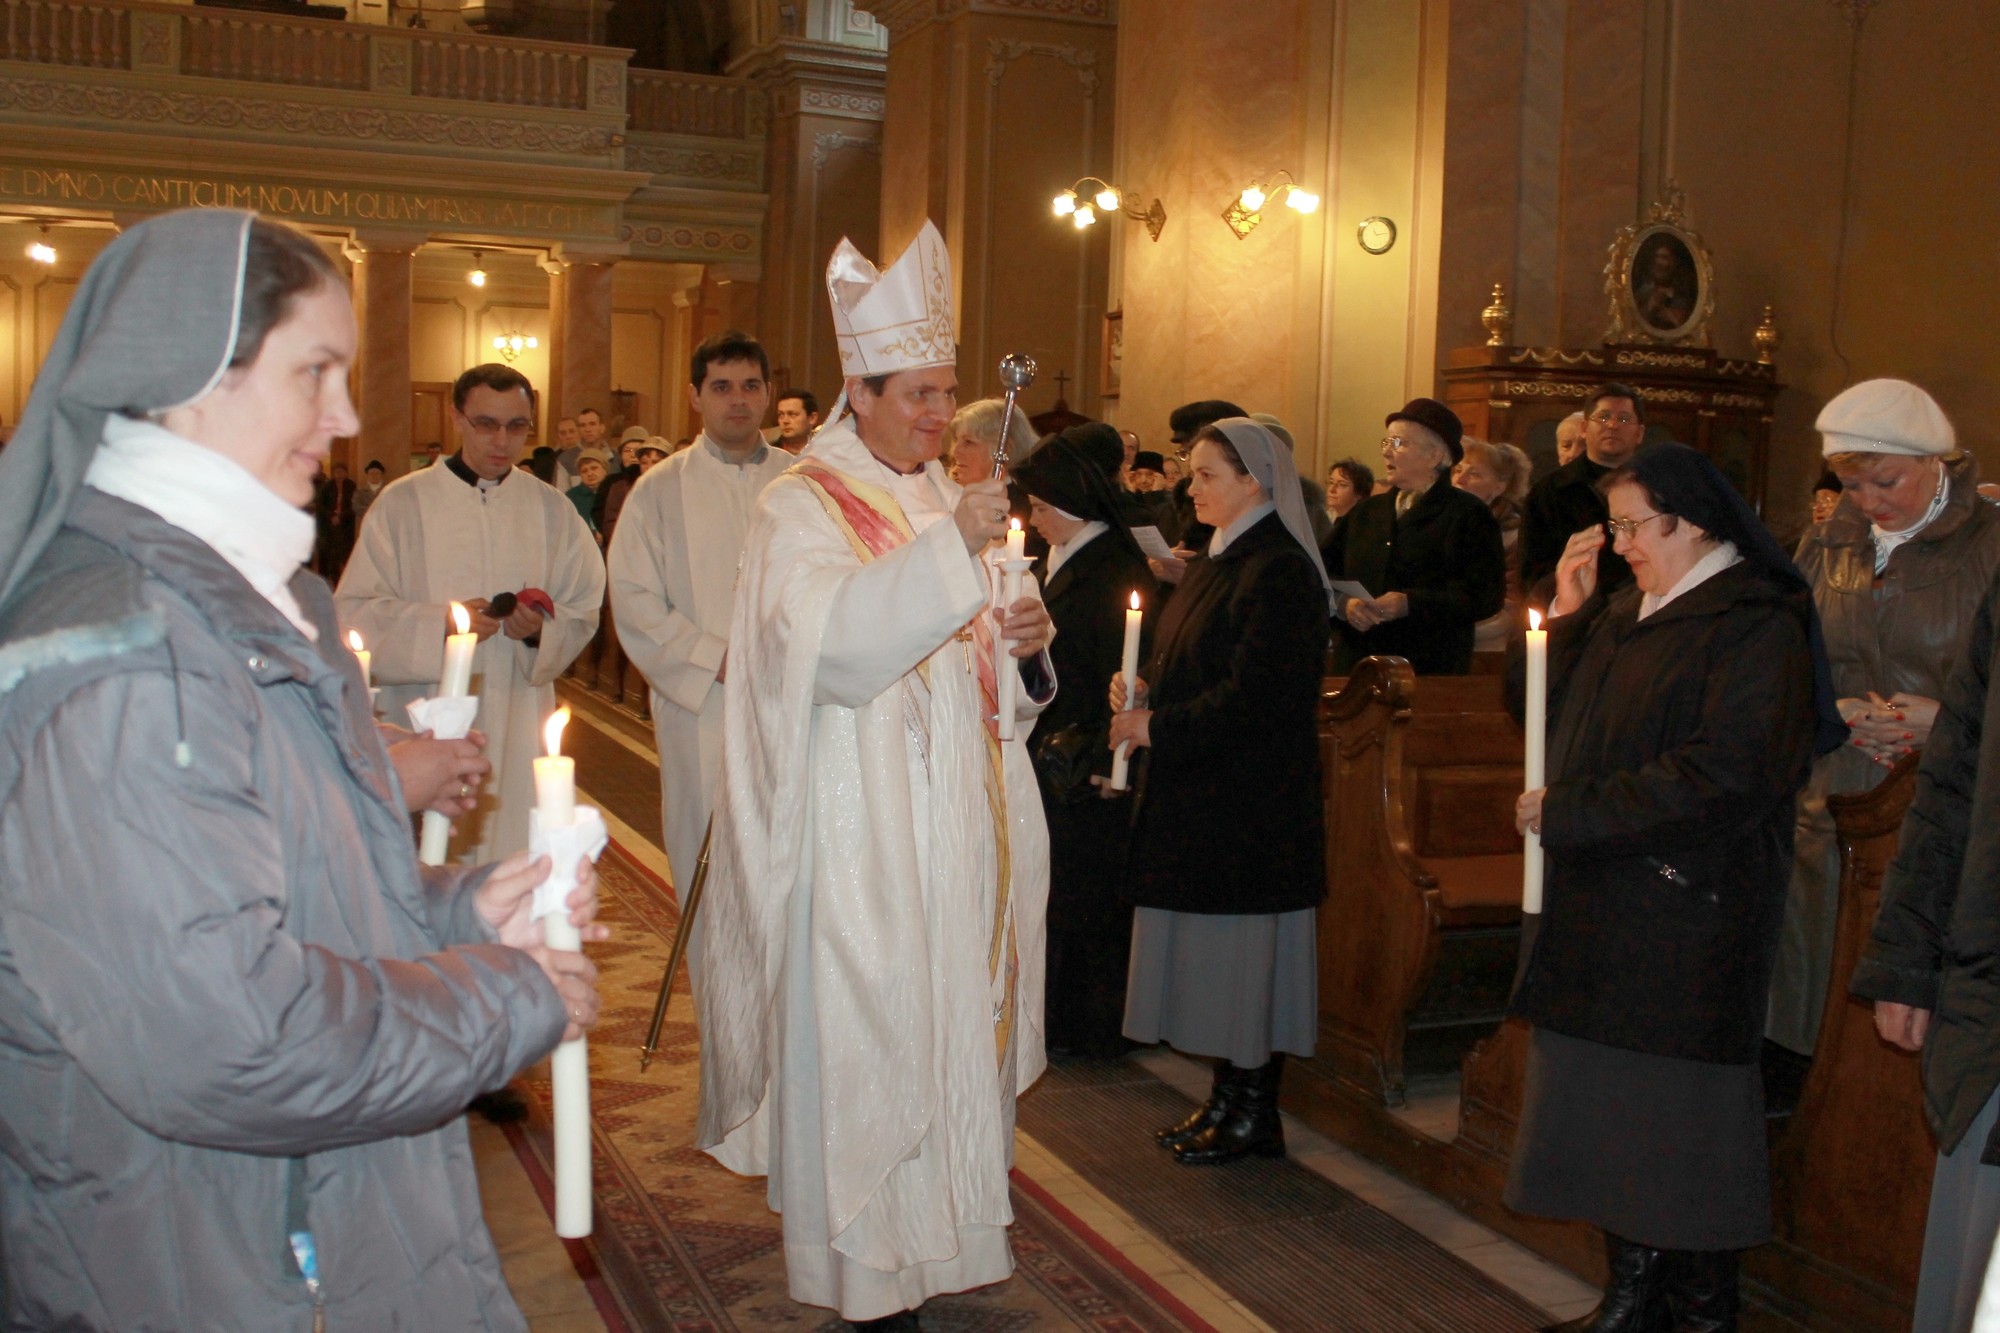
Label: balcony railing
xmin=628 ymin=68 xmax=754 ymax=137
xmin=1 ymin=0 xmax=128 ymax=69
xmin=2 ymin=0 xmax=617 ymax=113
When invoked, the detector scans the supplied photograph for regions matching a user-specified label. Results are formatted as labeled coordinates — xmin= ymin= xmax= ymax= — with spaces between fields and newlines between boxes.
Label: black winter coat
xmin=1852 ymin=575 xmax=2000 ymax=1160
xmin=1032 ymin=530 xmax=1159 ymax=753
xmin=1511 ymin=562 xmax=1819 ymax=1064
xmin=1520 ymin=455 xmax=1633 ymax=601
xmin=1125 ymin=513 xmax=1329 ymax=915
xmin=1323 ymin=472 xmax=1506 ymax=676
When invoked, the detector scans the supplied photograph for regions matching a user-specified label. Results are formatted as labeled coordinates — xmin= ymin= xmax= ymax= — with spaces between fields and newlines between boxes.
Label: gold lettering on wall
xmin=0 ymin=166 xmax=608 ymax=236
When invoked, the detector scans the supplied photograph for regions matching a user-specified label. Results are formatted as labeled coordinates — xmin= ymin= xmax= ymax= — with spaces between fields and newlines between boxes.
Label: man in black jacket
xmin=1519 ymin=383 xmax=1648 ymax=604
xmin=1852 ymin=571 xmax=2000 ymax=1330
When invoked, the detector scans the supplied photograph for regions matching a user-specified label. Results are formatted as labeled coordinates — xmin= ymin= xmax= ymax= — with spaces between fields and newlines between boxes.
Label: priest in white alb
xmin=694 ymin=221 xmax=1055 ymax=1330
xmin=336 ymin=364 xmax=605 ymax=863
xmin=608 ymin=331 xmax=792 ymax=890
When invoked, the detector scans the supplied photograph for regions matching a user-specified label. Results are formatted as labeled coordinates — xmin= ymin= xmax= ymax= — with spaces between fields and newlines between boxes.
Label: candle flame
xmin=1528 ymin=609 xmax=1543 ymax=632
xmin=451 ymin=601 xmax=471 ymax=635
xmin=1130 ymin=591 xmax=1141 ymax=610
xmin=1009 ymin=517 xmax=1022 ymax=532
xmin=346 ymin=629 xmax=364 ymax=653
xmin=543 ymin=706 xmax=571 ymax=758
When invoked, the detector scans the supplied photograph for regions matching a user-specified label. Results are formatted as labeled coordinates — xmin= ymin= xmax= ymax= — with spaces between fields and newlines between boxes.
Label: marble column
xmin=863 ymin=0 xmax=1117 ymax=412
xmin=347 ymin=227 xmax=425 ymax=478
xmin=546 ymin=247 xmax=619 ymax=428
xmin=730 ymin=36 xmax=886 ymax=405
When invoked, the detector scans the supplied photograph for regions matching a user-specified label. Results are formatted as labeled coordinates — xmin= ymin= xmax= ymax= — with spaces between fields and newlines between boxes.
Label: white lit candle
xmin=995 ymin=520 xmax=1028 ymax=742
xmin=536 ymin=706 xmax=591 ymax=1239
xmin=440 ymin=601 xmax=477 ymax=699
xmin=1110 ymin=591 xmax=1143 ymax=791
xmin=1523 ymin=609 xmax=1548 ymax=914
xmin=419 ymin=602 xmax=481 ymax=865
xmin=346 ymin=628 xmax=370 ymax=689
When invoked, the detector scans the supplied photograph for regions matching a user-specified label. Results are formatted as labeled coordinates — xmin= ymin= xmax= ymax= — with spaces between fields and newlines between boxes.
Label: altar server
xmin=337 ymin=363 xmax=605 ymax=863
xmin=608 ymin=330 xmax=791 ymax=889
xmin=695 ymin=222 xmax=1056 ymax=1330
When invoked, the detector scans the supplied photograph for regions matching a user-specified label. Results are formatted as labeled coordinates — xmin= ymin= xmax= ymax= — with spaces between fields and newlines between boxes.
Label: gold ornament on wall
xmin=1602 ymin=182 xmax=1716 ymax=347
xmin=1753 ymin=305 xmax=1782 ymax=365
xmin=1481 ymin=283 xmax=1514 ymax=348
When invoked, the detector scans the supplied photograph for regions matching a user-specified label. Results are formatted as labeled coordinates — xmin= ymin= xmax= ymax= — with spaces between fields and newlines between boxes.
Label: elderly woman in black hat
xmin=1107 ymin=418 xmax=1332 ymax=1165
xmin=1321 ymin=397 xmax=1507 ymax=676
xmin=1507 ymin=443 xmax=1843 ymax=1333
xmin=0 ymin=210 xmax=607 ymax=1329
xmin=1014 ymin=431 xmax=1160 ymax=1058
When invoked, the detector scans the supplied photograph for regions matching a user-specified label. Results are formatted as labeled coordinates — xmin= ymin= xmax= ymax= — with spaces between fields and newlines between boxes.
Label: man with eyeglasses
xmin=1519 ymin=382 xmax=1649 ymax=602
xmin=337 ymin=362 xmax=606 ymax=864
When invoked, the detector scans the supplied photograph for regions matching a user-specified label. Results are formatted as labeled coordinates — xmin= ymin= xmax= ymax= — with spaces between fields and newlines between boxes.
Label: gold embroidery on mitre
xmin=826 ymin=220 xmax=957 ymax=377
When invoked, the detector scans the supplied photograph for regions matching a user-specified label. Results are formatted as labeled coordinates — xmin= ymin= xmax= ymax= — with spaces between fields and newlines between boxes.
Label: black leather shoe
xmin=1662 ymin=1249 xmax=1737 ymax=1332
xmin=1174 ymin=1056 xmax=1286 ymax=1166
xmin=1156 ymin=1061 xmax=1238 ymax=1150
xmin=1541 ymin=1232 xmax=1670 ymax=1332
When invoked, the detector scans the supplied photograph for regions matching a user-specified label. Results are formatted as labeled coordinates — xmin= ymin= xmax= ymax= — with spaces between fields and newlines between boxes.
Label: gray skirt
xmin=1122 ymin=906 xmax=1317 ymax=1066
xmin=1506 ymin=1026 xmax=1771 ymax=1251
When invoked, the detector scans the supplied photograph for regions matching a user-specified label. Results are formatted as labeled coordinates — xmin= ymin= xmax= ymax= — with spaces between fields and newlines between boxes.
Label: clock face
xmin=1358 ymin=216 xmax=1397 ymax=255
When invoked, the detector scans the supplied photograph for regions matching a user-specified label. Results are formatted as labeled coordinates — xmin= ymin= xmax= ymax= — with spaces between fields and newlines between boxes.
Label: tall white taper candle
xmin=1523 ymin=609 xmax=1548 ymax=914
xmin=535 ymin=707 xmax=591 ymax=1238
xmin=1110 ymin=591 xmax=1143 ymax=791
xmin=419 ymin=602 xmax=480 ymax=865
xmin=995 ymin=521 xmax=1028 ymax=742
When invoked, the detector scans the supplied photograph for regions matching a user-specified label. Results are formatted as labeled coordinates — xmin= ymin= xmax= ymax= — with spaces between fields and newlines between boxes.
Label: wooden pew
xmin=1314 ymin=656 xmax=1525 ymax=1107
xmin=1746 ymin=753 xmax=1932 ymax=1331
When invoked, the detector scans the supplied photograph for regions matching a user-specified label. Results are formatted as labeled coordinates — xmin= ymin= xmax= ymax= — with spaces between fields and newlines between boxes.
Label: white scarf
xmin=86 ymin=415 xmax=320 ymax=640
xmin=1639 ymin=540 xmax=1743 ymax=621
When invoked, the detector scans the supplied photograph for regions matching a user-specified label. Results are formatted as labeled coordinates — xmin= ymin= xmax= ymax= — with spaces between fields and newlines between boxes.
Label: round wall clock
xmin=1357 ymin=216 xmax=1398 ymax=255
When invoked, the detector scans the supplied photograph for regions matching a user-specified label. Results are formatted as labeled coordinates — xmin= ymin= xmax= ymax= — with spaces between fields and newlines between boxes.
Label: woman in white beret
xmin=1773 ymin=379 xmax=2000 ymax=1062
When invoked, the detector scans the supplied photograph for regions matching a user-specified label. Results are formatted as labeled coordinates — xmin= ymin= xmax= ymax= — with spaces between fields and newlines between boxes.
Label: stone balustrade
xmin=628 ymin=68 xmax=755 ymax=137
xmin=2 ymin=0 xmax=624 ymax=113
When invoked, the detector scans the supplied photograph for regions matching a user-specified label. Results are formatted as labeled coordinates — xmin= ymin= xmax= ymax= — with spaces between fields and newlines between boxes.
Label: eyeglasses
xmin=1606 ymin=512 xmax=1667 ymax=540
xmin=466 ymin=416 xmax=533 ymax=437
xmin=1589 ymin=412 xmax=1639 ymax=427
xmin=1381 ymin=436 xmax=1421 ymax=453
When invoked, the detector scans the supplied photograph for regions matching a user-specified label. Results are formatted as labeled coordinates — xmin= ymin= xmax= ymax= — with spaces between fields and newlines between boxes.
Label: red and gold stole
xmin=793 ymin=461 xmax=1018 ymax=1070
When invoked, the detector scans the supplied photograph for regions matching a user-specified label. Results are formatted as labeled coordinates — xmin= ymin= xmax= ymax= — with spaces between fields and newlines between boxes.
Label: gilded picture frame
xmin=1102 ymin=308 xmax=1123 ymax=399
xmin=1603 ymin=187 xmax=1715 ymax=346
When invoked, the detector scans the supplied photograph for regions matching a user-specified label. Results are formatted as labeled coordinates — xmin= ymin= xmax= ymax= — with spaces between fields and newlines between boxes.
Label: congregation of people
xmin=4 ymin=205 xmax=2000 ymax=1333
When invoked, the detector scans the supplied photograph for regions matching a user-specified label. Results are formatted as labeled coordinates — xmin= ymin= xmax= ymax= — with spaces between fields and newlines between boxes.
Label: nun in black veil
xmin=1013 ymin=427 xmax=1158 ymax=1058
xmin=1505 ymin=443 xmax=1844 ymax=1333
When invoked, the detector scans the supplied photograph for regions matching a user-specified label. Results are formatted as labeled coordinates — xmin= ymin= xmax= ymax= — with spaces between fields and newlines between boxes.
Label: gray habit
xmin=1123 ymin=906 xmax=1317 ymax=1066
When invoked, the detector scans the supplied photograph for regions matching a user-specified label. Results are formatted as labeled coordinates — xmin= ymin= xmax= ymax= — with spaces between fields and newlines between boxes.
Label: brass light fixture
xmin=1222 ymin=170 xmax=1320 ymax=240
xmin=490 ymin=330 xmax=538 ymax=362
xmin=1051 ymin=177 xmax=1167 ymax=241
xmin=467 ymin=251 xmax=488 ymax=287
xmin=25 ymin=224 xmax=56 ymax=265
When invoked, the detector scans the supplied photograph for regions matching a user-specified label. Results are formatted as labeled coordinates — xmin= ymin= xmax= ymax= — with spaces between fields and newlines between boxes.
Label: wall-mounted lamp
xmin=25 ymin=224 xmax=56 ymax=265
xmin=1052 ymin=177 xmax=1167 ymax=241
xmin=491 ymin=331 xmax=538 ymax=362
xmin=467 ymin=251 xmax=488 ymax=287
xmin=1222 ymin=170 xmax=1320 ymax=240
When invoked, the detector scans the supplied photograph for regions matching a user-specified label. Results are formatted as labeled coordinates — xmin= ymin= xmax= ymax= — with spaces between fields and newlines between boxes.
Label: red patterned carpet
xmin=502 ymin=838 xmax=1218 ymax=1332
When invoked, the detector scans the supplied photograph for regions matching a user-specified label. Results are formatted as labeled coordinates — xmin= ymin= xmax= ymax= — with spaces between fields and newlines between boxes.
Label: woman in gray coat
xmin=0 ymin=210 xmax=605 ymax=1330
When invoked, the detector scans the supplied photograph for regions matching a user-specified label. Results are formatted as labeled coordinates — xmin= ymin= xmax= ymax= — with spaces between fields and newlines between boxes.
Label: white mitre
xmin=827 ymin=220 xmax=956 ymax=377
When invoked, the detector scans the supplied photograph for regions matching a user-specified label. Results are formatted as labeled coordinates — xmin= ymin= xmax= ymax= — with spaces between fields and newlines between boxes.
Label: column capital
xmin=344 ymin=227 xmax=431 ymax=262
xmin=858 ymin=0 xmax=1115 ymax=44
xmin=544 ymin=240 xmax=630 ymax=269
xmin=728 ymin=37 xmax=888 ymax=122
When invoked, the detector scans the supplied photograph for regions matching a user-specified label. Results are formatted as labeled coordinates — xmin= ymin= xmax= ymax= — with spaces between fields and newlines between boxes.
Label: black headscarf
xmin=1012 ymin=428 xmax=1147 ymax=570
xmin=1621 ymin=443 xmax=1847 ymax=755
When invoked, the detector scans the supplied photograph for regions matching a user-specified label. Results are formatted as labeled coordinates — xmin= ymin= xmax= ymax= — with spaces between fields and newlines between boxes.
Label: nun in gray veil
xmin=1109 ymin=416 xmax=1332 ymax=1166
xmin=0 ymin=209 xmax=600 ymax=1330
